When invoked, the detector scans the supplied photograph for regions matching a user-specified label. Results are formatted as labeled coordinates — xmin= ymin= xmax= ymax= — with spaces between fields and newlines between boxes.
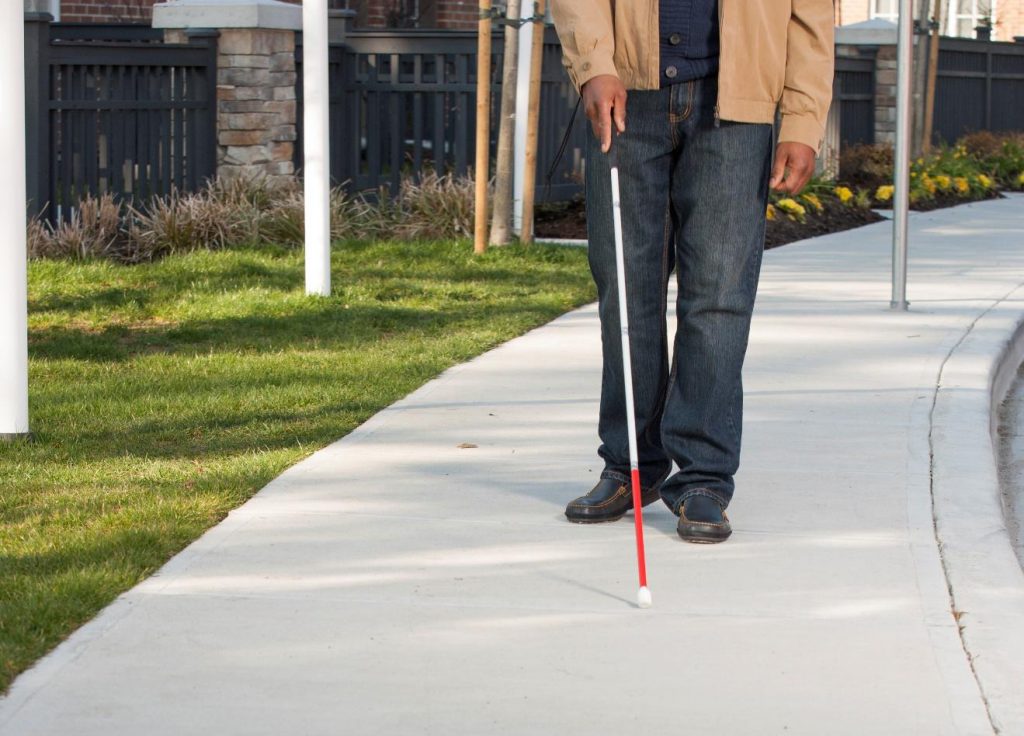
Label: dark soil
xmin=764 ymin=199 xmax=883 ymax=249
xmin=535 ymin=198 xmax=588 ymax=240
xmin=534 ymin=196 xmax=886 ymax=249
xmin=872 ymin=189 xmax=1003 ymax=213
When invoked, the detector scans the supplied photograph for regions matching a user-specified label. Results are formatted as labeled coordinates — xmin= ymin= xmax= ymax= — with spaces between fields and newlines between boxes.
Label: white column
xmin=891 ymin=0 xmax=913 ymax=310
xmin=512 ymin=0 xmax=533 ymax=234
xmin=302 ymin=0 xmax=331 ymax=296
xmin=2 ymin=3 xmax=31 ymax=438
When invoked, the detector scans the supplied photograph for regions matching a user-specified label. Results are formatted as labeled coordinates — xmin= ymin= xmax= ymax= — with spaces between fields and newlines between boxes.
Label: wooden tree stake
xmin=519 ymin=0 xmax=546 ymax=244
xmin=474 ymin=0 xmax=494 ymax=254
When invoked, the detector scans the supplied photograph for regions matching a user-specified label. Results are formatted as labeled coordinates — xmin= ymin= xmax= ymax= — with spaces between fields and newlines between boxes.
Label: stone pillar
xmin=872 ymin=45 xmax=898 ymax=146
xmin=836 ymin=19 xmax=899 ymax=147
xmin=153 ymin=0 xmax=301 ymax=184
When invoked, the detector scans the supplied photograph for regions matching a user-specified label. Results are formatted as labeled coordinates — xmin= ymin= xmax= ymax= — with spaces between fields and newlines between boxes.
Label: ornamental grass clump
xmin=28 ymin=193 xmax=125 ymax=260
xmin=392 ymin=171 xmax=477 ymax=241
xmin=26 ymin=171 xmax=484 ymax=263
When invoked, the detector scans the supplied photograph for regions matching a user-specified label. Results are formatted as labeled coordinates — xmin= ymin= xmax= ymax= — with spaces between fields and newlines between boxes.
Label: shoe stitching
xmin=678 ymin=495 xmax=731 ymax=528
xmin=568 ymin=482 xmax=663 ymax=511
xmin=567 ymin=483 xmax=628 ymax=510
xmin=678 ymin=512 xmax=731 ymax=529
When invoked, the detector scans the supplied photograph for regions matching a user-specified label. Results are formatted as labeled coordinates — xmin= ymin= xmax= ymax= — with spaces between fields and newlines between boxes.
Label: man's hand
xmin=582 ymin=74 xmax=627 ymax=153
xmin=769 ymin=142 xmax=816 ymax=195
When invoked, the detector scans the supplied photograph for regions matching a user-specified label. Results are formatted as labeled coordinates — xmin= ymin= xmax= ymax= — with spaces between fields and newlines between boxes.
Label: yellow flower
xmin=935 ymin=174 xmax=951 ymax=190
xmin=835 ymin=186 xmax=854 ymax=204
xmin=921 ymin=174 xmax=937 ymax=195
xmin=977 ymin=174 xmax=993 ymax=189
xmin=801 ymin=193 xmax=824 ymax=213
xmin=766 ymin=203 xmax=777 ymax=221
xmin=776 ymin=198 xmax=807 ymax=220
xmin=1017 ymin=172 xmax=1024 ymax=186
xmin=875 ymin=185 xmax=894 ymax=202
xmin=954 ymin=176 xmax=970 ymax=193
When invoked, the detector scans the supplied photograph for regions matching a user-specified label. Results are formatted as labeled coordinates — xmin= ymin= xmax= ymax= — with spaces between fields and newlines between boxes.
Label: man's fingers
xmin=771 ymin=142 xmax=817 ymax=194
xmin=769 ymin=151 xmax=788 ymax=190
xmin=786 ymin=161 xmax=814 ymax=195
xmin=586 ymin=103 xmax=600 ymax=141
xmin=599 ymin=101 xmax=613 ymax=153
xmin=613 ymin=89 xmax=627 ymax=134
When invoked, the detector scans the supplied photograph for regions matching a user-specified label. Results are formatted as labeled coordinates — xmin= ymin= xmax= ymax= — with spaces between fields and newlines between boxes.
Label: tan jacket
xmin=549 ymin=0 xmax=835 ymax=153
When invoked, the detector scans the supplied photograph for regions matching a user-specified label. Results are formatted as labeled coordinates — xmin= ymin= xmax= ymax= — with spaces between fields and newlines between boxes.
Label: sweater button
xmin=669 ymin=33 xmax=681 ymax=45
xmin=665 ymin=65 xmax=678 ymax=79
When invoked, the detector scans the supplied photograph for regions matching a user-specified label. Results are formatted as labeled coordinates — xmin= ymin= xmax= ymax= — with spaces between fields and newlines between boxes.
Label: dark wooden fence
xmin=295 ymin=26 xmax=584 ymax=201
xmin=24 ymin=17 xmax=218 ymax=223
xmin=934 ymin=37 xmax=1024 ymax=144
xmin=297 ymin=28 xmax=889 ymax=198
xmin=835 ymin=54 xmax=876 ymax=146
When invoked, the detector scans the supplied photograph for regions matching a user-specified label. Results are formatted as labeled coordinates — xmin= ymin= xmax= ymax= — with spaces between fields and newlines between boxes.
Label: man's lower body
xmin=564 ymin=75 xmax=774 ymax=542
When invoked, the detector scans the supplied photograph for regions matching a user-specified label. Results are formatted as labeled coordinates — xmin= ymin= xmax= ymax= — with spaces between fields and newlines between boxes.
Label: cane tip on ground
xmin=637 ymin=586 xmax=652 ymax=609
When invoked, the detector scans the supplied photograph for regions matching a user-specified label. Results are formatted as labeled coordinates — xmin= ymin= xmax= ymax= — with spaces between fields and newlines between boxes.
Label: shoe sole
xmin=677 ymin=523 xmax=732 ymax=543
xmin=565 ymin=512 xmax=627 ymax=524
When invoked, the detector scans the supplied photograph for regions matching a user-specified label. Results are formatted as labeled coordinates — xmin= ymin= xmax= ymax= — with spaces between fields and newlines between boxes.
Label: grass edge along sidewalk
xmin=0 ymin=239 xmax=595 ymax=694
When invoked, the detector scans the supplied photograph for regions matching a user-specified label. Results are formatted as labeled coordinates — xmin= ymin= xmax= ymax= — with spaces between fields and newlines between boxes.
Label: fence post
xmin=23 ymin=12 xmax=51 ymax=220
xmin=186 ymin=28 xmax=220 ymax=188
xmin=984 ymin=45 xmax=993 ymax=130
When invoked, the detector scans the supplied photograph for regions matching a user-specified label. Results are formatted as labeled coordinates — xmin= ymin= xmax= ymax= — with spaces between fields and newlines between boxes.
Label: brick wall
xmin=997 ymin=0 xmax=1024 ymax=40
xmin=434 ymin=0 xmax=477 ymax=28
xmin=60 ymin=0 xmax=152 ymax=22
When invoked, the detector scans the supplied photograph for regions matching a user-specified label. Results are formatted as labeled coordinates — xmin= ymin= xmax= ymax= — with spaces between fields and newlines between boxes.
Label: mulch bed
xmin=873 ymin=189 xmax=1003 ymax=213
xmin=534 ymin=196 xmax=886 ymax=249
xmin=764 ymin=199 xmax=883 ymax=249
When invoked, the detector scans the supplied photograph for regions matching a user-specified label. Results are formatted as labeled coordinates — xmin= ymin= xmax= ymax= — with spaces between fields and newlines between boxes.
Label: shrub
xmin=839 ymin=144 xmax=894 ymax=189
xmin=961 ymin=131 xmax=1024 ymax=189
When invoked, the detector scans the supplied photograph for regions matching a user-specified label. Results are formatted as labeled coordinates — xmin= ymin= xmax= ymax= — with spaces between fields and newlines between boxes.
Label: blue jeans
xmin=584 ymin=75 xmax=774 ymax=514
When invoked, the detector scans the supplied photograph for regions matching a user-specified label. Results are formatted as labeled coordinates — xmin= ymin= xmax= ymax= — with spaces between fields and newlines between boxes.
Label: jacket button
xmin=665 ymin=65 xmax=678 ymax=79
xmin=669 ymin=33 xmax=681 ymax=45
xmin=581 ymin=61 xmax=591 ymax=71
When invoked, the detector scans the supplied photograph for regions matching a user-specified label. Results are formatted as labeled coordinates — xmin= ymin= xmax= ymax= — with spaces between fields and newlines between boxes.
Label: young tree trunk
xmin=911 ymin=0 xmax=932 ymax=157
xmin=922 ymin=0 xmax=945 ymax=153
xmin=489 ymin=0 xmax=521 ymax=246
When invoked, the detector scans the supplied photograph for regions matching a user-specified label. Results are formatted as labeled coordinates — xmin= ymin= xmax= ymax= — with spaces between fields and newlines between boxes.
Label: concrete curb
xmin=930 ymin=285 xmax=1024 ymax=734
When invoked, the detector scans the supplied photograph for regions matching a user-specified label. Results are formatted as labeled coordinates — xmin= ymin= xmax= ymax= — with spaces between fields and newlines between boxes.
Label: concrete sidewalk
xmin=3 ymin=197 xmax=1024 ymax=735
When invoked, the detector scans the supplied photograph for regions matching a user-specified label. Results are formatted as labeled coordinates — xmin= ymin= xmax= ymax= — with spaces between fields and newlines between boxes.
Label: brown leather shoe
xmin=676 ymin=493 xmax=732 ymax=543
xmin=565 ymin=476 xmax=662 ymax=524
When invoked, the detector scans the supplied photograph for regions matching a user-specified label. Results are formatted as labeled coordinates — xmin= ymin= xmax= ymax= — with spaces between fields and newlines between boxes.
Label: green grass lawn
xmin=0 ymin=239 xmax=595 ymax=693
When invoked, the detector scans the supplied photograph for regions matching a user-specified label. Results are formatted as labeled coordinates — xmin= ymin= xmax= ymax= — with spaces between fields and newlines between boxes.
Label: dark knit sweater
xmin=658 ymin=0 xmax=720 ymax=87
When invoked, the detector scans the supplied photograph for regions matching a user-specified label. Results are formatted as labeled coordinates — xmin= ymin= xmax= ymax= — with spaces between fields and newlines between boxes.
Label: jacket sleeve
xmin=549 ymin=0 xmax=618 ymax=92
xmin=777 ymin=0 xmax=835 ymax=154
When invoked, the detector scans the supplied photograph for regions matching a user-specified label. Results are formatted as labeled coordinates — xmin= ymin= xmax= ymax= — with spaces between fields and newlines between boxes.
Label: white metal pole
xmin=2 ymin=4 xmax=31 ymax=439
xmin=303 ymin=0 xmax=331 ymax=296
xmin=512 ymin=0 xmax=533 ymax=234
xmin=892 ymin=0 xmax=913 ymax=310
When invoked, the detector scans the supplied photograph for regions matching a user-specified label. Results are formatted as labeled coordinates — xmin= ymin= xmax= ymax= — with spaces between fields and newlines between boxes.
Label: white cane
xmin=608 ymin=141 xmax=652 ymax=609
